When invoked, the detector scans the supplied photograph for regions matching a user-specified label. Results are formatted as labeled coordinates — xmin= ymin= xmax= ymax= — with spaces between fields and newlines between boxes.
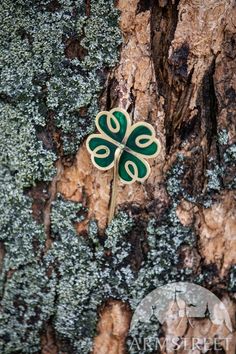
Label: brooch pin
xmin=86 ymin=108 xmax=160 ymax=222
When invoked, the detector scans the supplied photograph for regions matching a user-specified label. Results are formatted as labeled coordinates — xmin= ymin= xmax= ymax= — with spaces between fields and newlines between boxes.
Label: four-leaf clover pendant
xmin=86 ymin=108 xmax=160 ymax=222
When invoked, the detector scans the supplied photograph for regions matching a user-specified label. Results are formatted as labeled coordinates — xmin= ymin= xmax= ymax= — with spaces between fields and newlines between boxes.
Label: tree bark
xmin=82 ymin=1 xmax=236 ymax=352
xmin=0 ymin=1 xmax=235 ymax=354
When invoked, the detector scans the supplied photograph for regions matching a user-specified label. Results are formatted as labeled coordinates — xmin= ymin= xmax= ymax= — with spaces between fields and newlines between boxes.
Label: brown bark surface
xmin=55 ymin=0 xmax=236 ymax=353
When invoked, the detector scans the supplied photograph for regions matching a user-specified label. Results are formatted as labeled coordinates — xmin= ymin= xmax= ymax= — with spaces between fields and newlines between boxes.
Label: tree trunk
xmin=0 ymin=1 xmax=235 ymax=354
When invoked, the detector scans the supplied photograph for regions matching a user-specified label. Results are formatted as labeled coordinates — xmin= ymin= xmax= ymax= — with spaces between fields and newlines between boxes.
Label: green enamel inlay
xmin=118 ymin=151 xmax=148 ymax=182
xmin=126 ymin=125 xmax=158 ymax=156
xmin=89 ymin=137 xmax=116 ymax=168
xmin=97 ymin=110 xmax=128 ymax=143
xmin=87 ymin=108 xmax=160 ymax=183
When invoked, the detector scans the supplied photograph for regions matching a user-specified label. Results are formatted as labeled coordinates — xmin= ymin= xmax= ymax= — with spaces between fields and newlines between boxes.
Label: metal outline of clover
xmin=86 ymin=108 xmax=160 ymax=184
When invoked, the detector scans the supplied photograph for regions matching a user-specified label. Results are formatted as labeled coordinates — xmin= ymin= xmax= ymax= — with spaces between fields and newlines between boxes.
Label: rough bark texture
xmin=96 ymin=0 xmax=234 ymax=352
xmin=0 ymin=0 xmax=235 ymax=354
xmin=58 ymin=0 xmax=236 ymax=352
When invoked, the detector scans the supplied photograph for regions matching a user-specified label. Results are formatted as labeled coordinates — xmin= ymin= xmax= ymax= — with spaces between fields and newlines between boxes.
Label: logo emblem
xmin=129 ymin=282 xmax=233 ymax=352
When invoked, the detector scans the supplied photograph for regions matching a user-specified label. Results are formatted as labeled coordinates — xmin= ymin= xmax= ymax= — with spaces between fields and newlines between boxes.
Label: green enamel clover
xmin=86 ymin=108 xmax=160 ymax=184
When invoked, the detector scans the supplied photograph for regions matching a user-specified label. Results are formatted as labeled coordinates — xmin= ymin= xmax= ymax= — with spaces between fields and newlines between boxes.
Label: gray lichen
xmin=217 ymin=129 xmax=229 ymax=145
xmin=206 ymin=159 xmax=223 ymax=192
xmin=0 ymin=104 xmax=56 ymax=188
xmin=47 ymin=202 xmax=135 ymax=352
xmin=0 ymin=0 xmax=121 ymax=352
xmin=47 ymin=197 xmax=99 ymax=352
xmin=166 ymin=141 xmax=236 ymax=207
xmin=0 ymin=263 xmax=57 ymax=353
xmin=129 ymin=207 xmax=196 ymax=310
xmin=1 ymin=1 xmax=235 ymax=353
xmin=0 ymin=0 xmax=121 ymax=155
xmin=228 ymin=266 xmax=236 ymax=292
xmin=47 ymin=202 xmax=195 ymax=352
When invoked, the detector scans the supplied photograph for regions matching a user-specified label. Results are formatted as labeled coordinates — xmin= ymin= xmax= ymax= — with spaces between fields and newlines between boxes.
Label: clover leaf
xmin=86 ymin=108 xmax=160 ymax=184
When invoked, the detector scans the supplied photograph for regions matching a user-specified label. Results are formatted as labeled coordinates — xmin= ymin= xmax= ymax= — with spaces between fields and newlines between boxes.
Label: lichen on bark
xmin=0 ymin=0 xmax=122 ymax=352
xmin=0 ymin=0 xmax=236 ymax=353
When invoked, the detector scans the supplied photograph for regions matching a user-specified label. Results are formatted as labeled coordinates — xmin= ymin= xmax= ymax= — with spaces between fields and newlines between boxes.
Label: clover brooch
xmin=86 ymin=108 xmax=160 ymax=222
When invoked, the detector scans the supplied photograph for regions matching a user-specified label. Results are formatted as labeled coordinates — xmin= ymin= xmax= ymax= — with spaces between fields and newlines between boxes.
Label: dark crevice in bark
xmin=43 ymin=160 xmax=64 ymax=253
xmin=40 ymin=320 xmax=60 ymax=354
xmin=85 ymin=0 xmax=91 ymax=17
xmin=150 ymin=0 xmax=181 ymax=153
xmin=179 ymin=110 xmax=199 ymax=141
xmin=127 ymin=87 xmax=137 ymax=117
xmin=29 ymin=38 xmax=73 ymax=253
xmin=104 ymin=77 xmax=119 ymax=110
xmin=45 ymin=0 xmax=61 ymax=12
xmin=199 ymin=263 xmax=223 ymax=289
xmin=201 ymin=58 xmax=218 ymax=151
xmin=117 ymin=203 xmax=150 ymax=271
xmin=25 ymin=182 xmax=50 ymax=224
xmin=151 ymin=0 xmax=179 ymax=97
xmin=216 ymin=31 xmax=236 ymax=189
xmin=127 ymin=220 xmax=148 ymax=272
xmin=136 ymin=0 xmax=152 ymax=14
xmin=170 ymin=42 xmax=190 ymax=80
xmin=200 ymin=59 xmax=224 ymax=190
xmin=64 ymin=36 xmax=88 ymax=61
xmin=169 ymin=67 xmax=194 ymax=147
